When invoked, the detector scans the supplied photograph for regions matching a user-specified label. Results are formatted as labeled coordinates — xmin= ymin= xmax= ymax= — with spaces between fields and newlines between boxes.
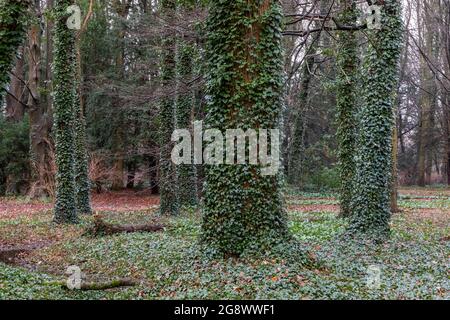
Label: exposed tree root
xmin=84 ymin=215 xmax=165 ymax=236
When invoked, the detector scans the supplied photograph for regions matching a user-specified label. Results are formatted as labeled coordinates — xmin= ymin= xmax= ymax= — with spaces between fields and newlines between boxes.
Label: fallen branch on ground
xmin=84 ymin=214 xmax=165 ymax=236
xmin=52 ymin=278 xmax=137 ymax=291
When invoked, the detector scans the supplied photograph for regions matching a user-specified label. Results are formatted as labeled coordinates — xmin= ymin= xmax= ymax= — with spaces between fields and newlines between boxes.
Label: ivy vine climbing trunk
xmin=201 ymin=0 xmax=288 ymax=255
xmin=159 ymin=0 xmax=179 ymax=215
xmin=176 ymin=42 xmax=198 ymax=207
xmin=0 ymin=0 xmax=30 ymax=102
xmin=73 ymin=57 xmax=91 ymax=215
xmin=347 ymin=0 xmax=403 ymax=240
xmin=53 ymin=0 xmax=78 ymax=223
xmin=72 ymin=1 xmax=93 ymax=215
xmin=391 ymin=119 xmax=399 ymax=213
xmin=336 ymin=0 xmax=357 ymax=217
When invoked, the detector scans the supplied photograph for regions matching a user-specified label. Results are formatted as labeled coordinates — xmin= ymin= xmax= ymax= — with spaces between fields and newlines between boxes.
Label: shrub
xmin=0 ymin=115 xmax=31 ymax=195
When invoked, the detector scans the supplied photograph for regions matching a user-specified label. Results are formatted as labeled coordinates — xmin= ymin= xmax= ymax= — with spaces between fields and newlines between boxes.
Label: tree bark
xmin=27 ymin=14 xmax=55 ymax=197
xmin=5 ymin=46 xmax=25 ymax=122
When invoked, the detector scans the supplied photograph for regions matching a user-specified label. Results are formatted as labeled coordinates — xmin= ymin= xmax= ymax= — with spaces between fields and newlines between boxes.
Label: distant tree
xmin=176 ymin=42 xmax=198 ymax=207
xmin=336 ymin=0 xmax=358 ymax=217
xmin=201 ymin=0 xmax=288 ymax=255
xmin=27 ymin=0 xmax=55 ymax=197
xmin=348 ymin=0 xmax=403 ymax=239
xmin=73 ymin=1 xmax=93 ymax=215
xmin=159 ymin=0 xmax=179 ymax=215
xmin=110 ymin=0 xmax=131 ymax=191
xmin=287 ymin=32 xmax=320 ymax=187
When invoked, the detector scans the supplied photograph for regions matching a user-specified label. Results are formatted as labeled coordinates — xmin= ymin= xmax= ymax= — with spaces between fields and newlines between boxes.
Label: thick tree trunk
xmin=52 ymin=0 xmax=78 ymax=223
xmin=201 ymin=0 xmax=289 ymax=255
xmin=348 ymin=0 xmax=403 ymax=240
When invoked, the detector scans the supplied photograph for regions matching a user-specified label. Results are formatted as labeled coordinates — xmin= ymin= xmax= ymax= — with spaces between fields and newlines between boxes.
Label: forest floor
xmin=0 ymin=187 xmax=448 ymax=300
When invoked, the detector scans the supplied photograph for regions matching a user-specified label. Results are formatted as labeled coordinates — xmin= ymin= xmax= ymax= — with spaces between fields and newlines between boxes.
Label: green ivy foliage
xmin=159 ymin=0 xmax=180 ymax=215
xmin=0 ymin=0 xmax=30 ymax=101
xmin=74 ymin=66 xmax=92 ymax=215
xmin=53 ymin=0 xmax=78 ymax=223
xmin=348 ymin=0 xmax=403 ymax=240
xmin=201 ymin=0 xmax=289 ymax=256
xmin=336 ymin=0 xmax=358 ymax=217
xmin=176 ymin=43 xmax=198 ymax=207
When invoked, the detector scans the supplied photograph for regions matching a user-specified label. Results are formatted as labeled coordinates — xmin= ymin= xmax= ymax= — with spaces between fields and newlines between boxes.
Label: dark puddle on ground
xmin=0 ymin=242 xmax=50 ymax=267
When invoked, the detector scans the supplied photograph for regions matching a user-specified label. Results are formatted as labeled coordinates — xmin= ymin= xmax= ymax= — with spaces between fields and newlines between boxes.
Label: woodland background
xmin=1 ymin=0 xmax=449 ymax=197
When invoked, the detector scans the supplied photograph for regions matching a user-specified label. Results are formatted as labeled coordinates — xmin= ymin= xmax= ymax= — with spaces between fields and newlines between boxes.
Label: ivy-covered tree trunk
xmin=73 ymin=98 xmax=91 ymax=215
xmin=74 ymin=54 xmax=92 ymax=215
xmin=348 ymin=0 xmax=403 ymax=239
xmin=159 ymin=0 xmax=179 ymax=215
xmin=336 ymin=0 xmax=357 ymax=217
xmin=391 ymin=120 xmax=399 ymax=213
xmin=201 ymin=0 xmax=288 ymax=256
xmin=0 ymin=0 xmax=30 ymax=102
xmin=176 ymin=43 xmax=198 ymax=207
xmin=53 ymin=0 xmax=78 ymax=223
